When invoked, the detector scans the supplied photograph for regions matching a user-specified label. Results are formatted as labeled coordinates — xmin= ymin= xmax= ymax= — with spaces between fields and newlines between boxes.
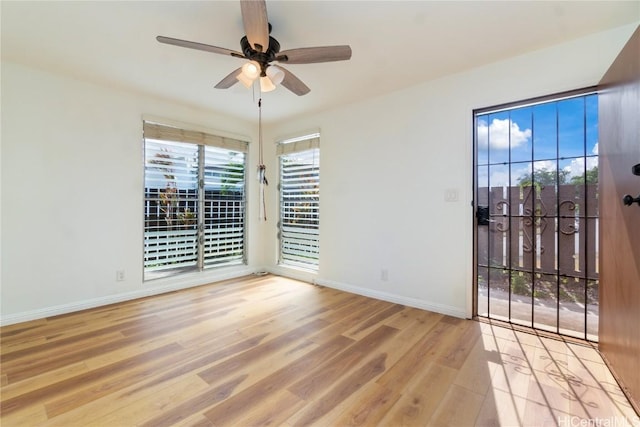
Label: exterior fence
xmin=144 ymin=188 xmax=245 ymax=271
xmin=478 ymin=184 xmax=598 ymax=281
xmin=477 ymin=183 xmax=600 ymax=339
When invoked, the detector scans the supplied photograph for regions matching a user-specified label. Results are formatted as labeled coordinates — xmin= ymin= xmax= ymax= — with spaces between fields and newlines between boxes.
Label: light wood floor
xmin=1 ymin=275 xmax=637 ymax=426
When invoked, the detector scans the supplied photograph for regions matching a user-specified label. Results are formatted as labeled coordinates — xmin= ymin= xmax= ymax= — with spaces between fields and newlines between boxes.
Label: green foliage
xmin=177 ymin=207 xmax=196 ymax=226
xmin=511 ymin=273 xmax=531 ymax=296
xmin=518 ymin=168 xmax=569 ymax=187
xmin=518 ymin=166 xmax=598 ymax=188
xmin=159 ymin=186 xmax=178 ymax=227
xmin=149 ymin=149 xmax=179 ymax=227
xmin=570 ymin=166 xmax=598 ymax=184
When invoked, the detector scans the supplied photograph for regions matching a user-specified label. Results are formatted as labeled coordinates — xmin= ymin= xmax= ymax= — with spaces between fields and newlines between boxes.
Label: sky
xmin=476 ymin=94 xmax=598 ymax=188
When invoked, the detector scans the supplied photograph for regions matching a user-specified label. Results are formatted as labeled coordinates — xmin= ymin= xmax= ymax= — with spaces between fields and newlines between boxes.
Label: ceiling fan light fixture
xmin=260 ymin=76 xmax=276 ymax=92
xmin=241 ymin=60 xmax=261 ymax=80
xmin=236 ymin=71 xmax=255 ymax=88
xmin=266 ymin=65 xmax=284 ymax=85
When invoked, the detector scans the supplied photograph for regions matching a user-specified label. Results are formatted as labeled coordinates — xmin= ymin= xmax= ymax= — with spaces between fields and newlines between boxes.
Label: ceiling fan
xmin=156 ymin=0 xmax=352 ymax=96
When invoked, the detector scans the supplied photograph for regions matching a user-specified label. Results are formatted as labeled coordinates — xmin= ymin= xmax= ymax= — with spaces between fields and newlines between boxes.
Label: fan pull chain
xmin=258 ymin=98 xmax=268 ymax=221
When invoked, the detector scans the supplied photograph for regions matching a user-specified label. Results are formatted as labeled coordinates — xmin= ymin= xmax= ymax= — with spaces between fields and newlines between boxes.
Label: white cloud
xmin=478 ymin=118 xmax=532 ymax=149
xmin=564 ymin=156 xmax=598 ymax=180
xmin=481 ymin=168 xmax=509 ymax=188
xmin=562 ymin=142 xmax=598 ymax=179
xmin=534 ymin=160 xmax=556 ymax=171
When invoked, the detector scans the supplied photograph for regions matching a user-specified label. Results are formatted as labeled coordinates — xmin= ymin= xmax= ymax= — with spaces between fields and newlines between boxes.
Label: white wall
xmin=1 ymin=62 xmax=265 ymax=324
xmin=264 ymin=23 xmax=638 ymax=318
xmin=2 ymin=23 xmax=636 ymax=325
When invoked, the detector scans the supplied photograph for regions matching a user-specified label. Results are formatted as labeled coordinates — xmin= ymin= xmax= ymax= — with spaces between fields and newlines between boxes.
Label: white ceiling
xmin=2 ymin=1 xmax=639 ymax=124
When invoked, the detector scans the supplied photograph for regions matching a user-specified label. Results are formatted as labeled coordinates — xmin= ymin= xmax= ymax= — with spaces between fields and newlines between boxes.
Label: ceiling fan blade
xmin=214 ymin=67 xmax=242 ymax=89
xmin=240 ymin=0 xmax=269 ymax=52
xmin=277 ymin=46 xmax=352 ymax=64
xmin=157 ymin=36 xmax=244 ymax=58
xmin=279 ymin=67 xmax=310 ymax=96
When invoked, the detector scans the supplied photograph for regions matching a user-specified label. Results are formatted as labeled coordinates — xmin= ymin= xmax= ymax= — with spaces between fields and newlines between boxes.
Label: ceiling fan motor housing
xmin=240 ymin=33 xmax=281 ymax=76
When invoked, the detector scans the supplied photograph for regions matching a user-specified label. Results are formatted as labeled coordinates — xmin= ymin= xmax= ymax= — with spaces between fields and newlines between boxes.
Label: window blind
xmin=276 ymin=136 xmax=319 ymax=156
xmin=278 ymin=136 xmax=320 ymax=270
xmin=143 ymin=121 xmax=248 ymax=153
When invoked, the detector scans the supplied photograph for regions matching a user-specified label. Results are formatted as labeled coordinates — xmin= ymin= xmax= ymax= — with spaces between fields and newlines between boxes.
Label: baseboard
xmin=3 ymin=268 xmax=466 ymax=326
xmin=268 ymin=272 xmax=467 ymax=319
xmin=0 ymin=266 xmax=256 ymax=326
xmin=265 ymin=265 xmax=318 ymax=284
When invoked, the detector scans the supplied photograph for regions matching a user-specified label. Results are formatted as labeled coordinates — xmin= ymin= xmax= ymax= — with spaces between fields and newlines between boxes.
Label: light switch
xmin=445 ymin=189 xmax=459 ymax=202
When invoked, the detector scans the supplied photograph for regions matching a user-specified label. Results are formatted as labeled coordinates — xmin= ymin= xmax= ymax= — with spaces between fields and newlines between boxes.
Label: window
xmin=143 ymin=121 xmax=248 ymax=279
xmin=278 ymin=134 xmax=320 ymax=271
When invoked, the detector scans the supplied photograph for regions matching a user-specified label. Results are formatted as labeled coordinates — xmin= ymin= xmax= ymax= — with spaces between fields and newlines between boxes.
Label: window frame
xmin=277 ymin=133 xmax=320 ymax=272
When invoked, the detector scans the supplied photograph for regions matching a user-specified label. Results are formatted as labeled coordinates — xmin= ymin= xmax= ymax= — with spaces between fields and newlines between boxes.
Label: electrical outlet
xmin=381 ymin=268 xmax=389 ymax=282
xmin=116 ymin=270 xmax=125 ymax=282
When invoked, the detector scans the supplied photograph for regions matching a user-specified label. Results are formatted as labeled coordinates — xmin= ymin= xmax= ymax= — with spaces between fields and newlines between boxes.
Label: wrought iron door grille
xmin=474 ymin=91 xmax=599 ymax=341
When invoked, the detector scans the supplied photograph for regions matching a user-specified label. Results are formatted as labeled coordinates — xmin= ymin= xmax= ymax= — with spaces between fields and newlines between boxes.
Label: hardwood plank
xmin=1 ymin=362 xmax=88 ymax=401
xmin=1 ymin=343 xmax=182 ymax=416
xmin=453 ymin=335 xmax=500 ymax=395
xmin=344 ymin=303 xmax=405 ymax=338
xmin=171 ymin=416 xmax=214 ymax=427
xmin=379 ymin=362 xmax=458 ymax=427
xmin=138 ymin=375 xmax=248 ymax=427
xmin=320 ymin=295 xmax=390 ymax=326
xmin=44 ymin=342 xmax=201 ymax=418
xmin=436 ymin=318 xmax=481 ymax=369
xmin=3 ymin=333 xmax=140 ymax=384
xmin=489 ymin=341 xmax=536 ymax=404
xmin=428 ymin=383 xmax=485 ymax=426
xmin=288 ymin=325 xmax=398 ymax=401
xmin=2 ymin=330 xmax=127 ymax=367
xmin=58 ymin=374 xmax=210 ymax=427
xmin=1 ymin=334 xmax=48 ymax=356
xmin=521 ymin=397 xmax=558 ymax=427
xmin=474 ymin=387 xmax=527 ymax=427
xmin=203 ymin=334 xmax=353 ymax=425
xmin=0 ymin=401 xmax=48 ymax=427
xmin=383 ymin=306 xmax=442 ymax=330
xmin=197 ymin=318 xmax=330 ymax=385
xmin=332 ymin=382 xmax=399 ymax=426
xmin=235 ymin=302 xmax=335 ymax=342
xmin=0 ymin=319 xmax=48 ymax=338
xmin=232 ymin=389 xmax=305 ymax=426
xmin=376 ymin=316 xmax=459 ymax=391
xmin=0 ymin=274 xmax=633 ymax=426
xmin=287 ymin=353 xmax=388 ymax=426
xmin=124 ymin=332 xmax=267 ymax=396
